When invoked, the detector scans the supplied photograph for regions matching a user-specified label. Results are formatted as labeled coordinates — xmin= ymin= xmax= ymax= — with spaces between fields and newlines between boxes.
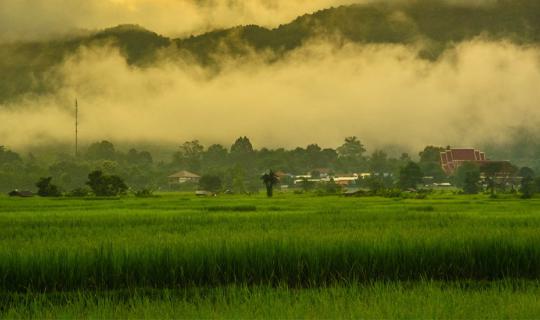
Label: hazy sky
xmin=1 ymin=0 xmax=539 ymax=151
xmin=0 ymin=0 xmax=363 ymax=42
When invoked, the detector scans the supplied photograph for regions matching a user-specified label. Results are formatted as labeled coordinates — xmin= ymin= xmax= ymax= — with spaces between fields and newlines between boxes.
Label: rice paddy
xmin=1 ymin=193 xmax=540 ymax=318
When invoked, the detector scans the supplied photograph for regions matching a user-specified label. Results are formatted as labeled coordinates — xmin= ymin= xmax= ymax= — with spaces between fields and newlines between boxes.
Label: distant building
xmin=8 ymin=190 xmax=34 ymax=197
xmin=440 ymin=148 xmax=512 ymax=176
xmin=168 ymin=170 xmax=201 ymax=184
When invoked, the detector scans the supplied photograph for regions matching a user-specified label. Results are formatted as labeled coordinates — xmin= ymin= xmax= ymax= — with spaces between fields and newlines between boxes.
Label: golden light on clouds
xmin=1 ymin=40 xmax=539 ymax=150
xmin=0 ymin=0 xmax=363 ymax=42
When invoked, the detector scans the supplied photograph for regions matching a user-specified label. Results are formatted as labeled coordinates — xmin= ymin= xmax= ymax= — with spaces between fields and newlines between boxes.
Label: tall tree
xmin=519 ymin=167 xmax=535 ymax=199
xmin=369 ymin=150 xmax=389 ymax=175
xmin=230 ymin=137 xmax=255 ymax=169
xmin=454 ymin=162 xmax=481 ymax=194
xmin=261 ymin=170 xmax=279 ymax=198
xmin=173 ymin=140 xmax=205 ymax=172
xmin=337 ymin=136 xmax=367 ymax=172
xmin=398 ymin=162 xmax=423 ymax=190
xmin=86 ymin=141 xmax=116 ymax=160
xmin=483 ymin=162 xmax=504 ymax=197
xmin=36 ymin=177 xmax=61 ymax=197
xmin=418 ymin=146 xmax=446 ymax=181
xmin=231 ymin=136 xmax=254 ymax=154
xmin=419 ymin=146 xmax=445 ymax=163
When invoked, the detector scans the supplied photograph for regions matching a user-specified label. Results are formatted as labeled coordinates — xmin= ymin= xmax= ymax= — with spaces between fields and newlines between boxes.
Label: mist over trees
xmin=1 ymin=0 xmax=540 ymax=104
xmin=0 ymin=137 xmax=407 ymax=193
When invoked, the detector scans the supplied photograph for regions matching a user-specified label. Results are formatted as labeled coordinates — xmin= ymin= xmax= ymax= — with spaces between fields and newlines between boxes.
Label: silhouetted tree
xmin=199 ymin=175 xmax=222 ymax=193
xmin=454 ymin=162 xmax=481 ymax=194
xmin=173 ymin=140 xmax=204 ymax=172
xmin=0 ymin=146 xmax=22 ymax=164
xmin=398 ymin=162 xmax=423 ymax=190
xmin=370 ymin=150 xmax=389 ymax=175
xmin=419 ymin=146 xmax=445 ymax=163
xmin=520 ymin=167 xmax=536 ymax=199
xmin=418 ymin=146 xmax=446 ymax=182
xmin=463 ymin=170 xmax=481 ymax=195
xmin=483 ymin=162 xmax=504 ymax=197
xmin=261 ymin=170 xmax=279 ymax=197
xmin=337 ymin=137 xmax=366 ymax=171
xmin=230 ymin=137 xmax=255 ymax=169
xmin=86 ymin=170 xmax=127 ymax=196
xmin=86 ymin=141 xmax=116 ymax=160
xmin=36 ymin=177 xmax=61 ymax=197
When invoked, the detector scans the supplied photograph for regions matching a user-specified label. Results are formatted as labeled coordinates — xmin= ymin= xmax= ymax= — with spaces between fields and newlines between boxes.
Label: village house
xmin=168 ymin=170 xmax=201 ymax=184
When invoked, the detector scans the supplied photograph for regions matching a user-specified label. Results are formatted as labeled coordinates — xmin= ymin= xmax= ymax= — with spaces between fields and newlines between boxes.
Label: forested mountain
xmin=1 ymin=0 xmax=539 ymax=104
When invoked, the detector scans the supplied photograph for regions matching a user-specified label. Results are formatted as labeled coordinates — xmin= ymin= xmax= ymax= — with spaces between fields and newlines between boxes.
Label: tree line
xmin=1 ymin=138 xmax=539 ymax=198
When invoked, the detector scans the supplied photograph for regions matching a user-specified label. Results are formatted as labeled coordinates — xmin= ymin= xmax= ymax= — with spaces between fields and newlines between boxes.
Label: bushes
xmin=67 ymin=187 xmax=90 ymax=197
xmin=35 ymin=177 xmax=61 ymax=197
xmin=134 ymin=189 xmax=155 ymax=198
xmin=87 ymin=170 xmax=127 ymax=197
xmin=198 ymin=175 xmax=222 ymax=193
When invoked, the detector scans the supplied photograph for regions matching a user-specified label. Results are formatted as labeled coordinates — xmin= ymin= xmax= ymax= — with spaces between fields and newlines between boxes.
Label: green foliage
xmin=419 ymin=146 xmax=445 ymax=163
xmin=398 ymin=162 xmax=423 ymax=190
xmin=454 ymin=162 xmax=481 ymax=194
xmin=67 ymin=187 xmax=90 ymax=198
xmin=261 ymin=170 xmax=279 ymax=197
xmin=520 ymin=176 xmax=535 ymax=199
xmin=365 ymin=176 xmax=386 ymax=195
xmin=86 ymin=141 xmax=116 ymax=161
xmin=198 ymin=175 xmax=222 ymax=193
xmin=483 ymin=162 xmax=505 ymax=196
xmin=35 ymin=177 xmax=61 ymax=197
xmin=315 ymin=179 xmax=342 ymax=196
xmin=337 ymin=136 xmax=367 ymax=171
xmin=134 ymin=189 xmax=155 ymax=198
xmin=0 ymin=146 xmax=22 ymax=164
xmin=86 ymin=170 xmax=128 ymax=196
xmin=464 ymin=173 xmax=481 ymax=195
xmin=369 ymin=150 xmax=389 ymax=175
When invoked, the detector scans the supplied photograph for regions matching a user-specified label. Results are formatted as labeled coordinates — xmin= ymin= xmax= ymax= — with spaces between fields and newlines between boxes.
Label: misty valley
xmin=2 ymin=0 xmax=540 ymax=319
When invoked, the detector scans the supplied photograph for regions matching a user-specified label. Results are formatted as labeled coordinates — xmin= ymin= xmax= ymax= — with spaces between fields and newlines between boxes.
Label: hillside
xmin=1 ymin=0 xmax=539 ymax=104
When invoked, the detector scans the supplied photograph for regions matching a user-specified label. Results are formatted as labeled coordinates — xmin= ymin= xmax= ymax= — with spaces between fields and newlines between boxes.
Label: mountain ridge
xmin=1 ymin=0 xmax=539 ymax=104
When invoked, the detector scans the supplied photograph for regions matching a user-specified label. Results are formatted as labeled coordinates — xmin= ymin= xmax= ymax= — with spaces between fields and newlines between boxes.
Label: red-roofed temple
xmin=440 ymin=148 xmax=512 ymax=176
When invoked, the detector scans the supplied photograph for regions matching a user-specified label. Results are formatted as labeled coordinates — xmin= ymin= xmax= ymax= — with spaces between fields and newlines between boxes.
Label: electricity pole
xmin=75 ymin=99 xmax=79 ymax=158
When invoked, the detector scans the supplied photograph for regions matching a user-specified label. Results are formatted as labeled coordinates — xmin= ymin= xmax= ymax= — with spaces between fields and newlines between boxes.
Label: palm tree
xmin=261 ymin=170 xmax=279 ymax=198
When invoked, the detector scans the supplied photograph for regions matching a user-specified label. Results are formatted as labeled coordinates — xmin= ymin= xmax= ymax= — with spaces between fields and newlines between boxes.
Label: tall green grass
xmin=1 ymin=236 xmax=540 ymax=291
xmin=3 ymin=282 xmax=540 ymax=319
xmin=1 ymin=194 xmax=540 ymax=292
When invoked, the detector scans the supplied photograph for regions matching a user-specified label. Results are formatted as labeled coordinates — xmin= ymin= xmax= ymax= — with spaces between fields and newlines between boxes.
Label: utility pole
xmin=75 ymin=99 xmax=79 ymax=158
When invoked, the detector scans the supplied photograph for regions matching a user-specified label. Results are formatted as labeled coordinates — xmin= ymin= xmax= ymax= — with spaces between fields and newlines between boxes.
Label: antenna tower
xmin=75 ymin=99 xmax=79 ymax=157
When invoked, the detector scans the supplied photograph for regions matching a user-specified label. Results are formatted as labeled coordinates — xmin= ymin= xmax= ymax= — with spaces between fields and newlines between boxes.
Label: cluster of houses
xmin=167 ymin=148 xmax=516 ymax=191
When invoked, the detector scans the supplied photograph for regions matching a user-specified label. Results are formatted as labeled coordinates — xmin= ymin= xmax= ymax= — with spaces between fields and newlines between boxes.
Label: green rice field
xmin=1 ymin=193 xmax=540 ymax=318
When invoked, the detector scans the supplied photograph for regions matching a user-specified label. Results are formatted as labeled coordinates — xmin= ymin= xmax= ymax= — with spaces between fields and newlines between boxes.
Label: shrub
xmin=67 ymin=188 xmax=90 ymax=197
xmin=135 ymin=189 xmax=155 ymax=198
xmin=86 ymin=170 xmax=127 ymax=197
xmin=199 ymin=175 xmax=222 ymax=193
xmin=35 ymin=177 xmax=62 ymax=197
